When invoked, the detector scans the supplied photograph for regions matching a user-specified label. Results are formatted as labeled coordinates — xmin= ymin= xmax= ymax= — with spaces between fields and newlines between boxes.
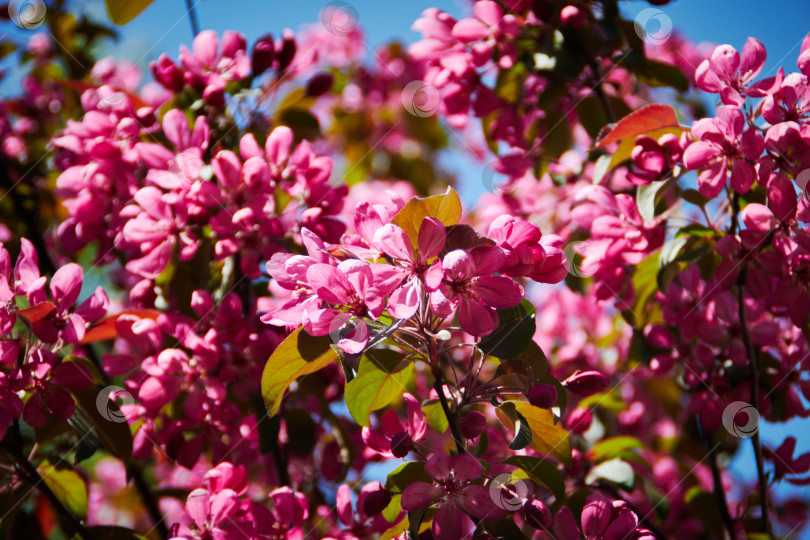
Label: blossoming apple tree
xmin=0 ymin=0 xmax=808 ymax=538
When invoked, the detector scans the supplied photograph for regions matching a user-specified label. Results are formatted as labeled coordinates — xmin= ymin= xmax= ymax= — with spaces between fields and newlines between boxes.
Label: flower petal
xmin=50 ymin=263 xmax=83 ymax=311
xmin=401 ymin=482 xmax=443 ymax=511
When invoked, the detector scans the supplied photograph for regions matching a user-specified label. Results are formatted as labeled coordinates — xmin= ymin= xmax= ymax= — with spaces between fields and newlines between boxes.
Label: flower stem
xmin=432 ymin=368 xmax=465 ymax=454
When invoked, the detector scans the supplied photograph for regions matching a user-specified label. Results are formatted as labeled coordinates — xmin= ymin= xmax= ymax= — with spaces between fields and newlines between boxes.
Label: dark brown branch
xmin=432 ymin=367 xmax=465 ymax=454
xmin=1 ymin=422 xmax=90 ymax=539
xmin=736 ymin=283 xmax=771 ymax=536
xmin=698 ymin=420 xmax=736 ymax=540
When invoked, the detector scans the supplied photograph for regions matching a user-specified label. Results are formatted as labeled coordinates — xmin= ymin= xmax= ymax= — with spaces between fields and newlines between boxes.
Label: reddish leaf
xmin=80 ymin=309 xmax=161 ymax=344
xmin=594 ymin=104 xmax=681 ymax=148
xmin=17 ymin=302 xmax=56 ymax=325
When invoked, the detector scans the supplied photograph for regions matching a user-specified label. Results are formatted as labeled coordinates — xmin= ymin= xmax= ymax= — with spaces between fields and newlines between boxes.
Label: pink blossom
xmin=361 ymin=393 xmax=427 ymax=457
xmin=695 ymin=38 xmax=767 ymax=106
xmin=373 ymin=217 xmax=445 ymax=319
xmin=303 ymin=260 xmax=389 ymax=353
xmin=401 ymin=454 xmax=507 ymax=540
xmin=177 ymin=30 xmax=250 ymax=107
xmin=683 ymin=105 xmax=764 ymax=197
xmin=17 ymin=351 xmax=93 ymax=427
xmin=432 ymin=246 xmax=524 ymax=336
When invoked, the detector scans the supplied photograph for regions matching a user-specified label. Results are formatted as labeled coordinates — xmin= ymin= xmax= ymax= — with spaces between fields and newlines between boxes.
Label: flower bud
xmin=389 ymin=431 xmax=412 ymax=458
xmin=527 ymin=383 xmax=557 ymax=408
xmin=251 ymin=34 xmax=276 ymax=76
xmin=277 ymin=29 xmax=297 ymax=72
xmin=460 ymin=411 xmax=487 ymax=439
xmin=306 ymin=72 xmax=334 ymax=97
xmin=362 ymin=488 xmax=392 ymax=516
xmin=563 ymin=370 xmax=609 ymax=396
xmin=150 ymin=54 xmax=184 ymax=92
xmin=522 ymin=498 xmax=551 ymax=529
xmin=565 ymin=407 xmax=592 ymax=434
xmin=559 ymin=5 xmax=585 ymax=28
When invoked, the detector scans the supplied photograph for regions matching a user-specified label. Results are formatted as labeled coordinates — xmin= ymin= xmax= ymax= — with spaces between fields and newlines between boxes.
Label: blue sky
xmin=2 ymin=0 xmax=810 ymax=523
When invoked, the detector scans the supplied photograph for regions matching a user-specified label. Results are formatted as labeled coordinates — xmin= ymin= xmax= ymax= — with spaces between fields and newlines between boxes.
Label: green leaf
xmin=382 ymin=494 xmax=402 ymax=524
xmin=408 ymin=508 xmax=428 ymax=538
xmin=391 ymin=187 xmax=462 ymax=248
xmin=636 ymin=178 xmax=672 ymax=223
xmin=659 ymin=235 xmax=689 ymax=267
xmin=38 ymin=461 xmax=88 ymax=518
xmin=592 ymin=154 xmax=613 ymax=185
xmin=479 ymin=299 xmax=536 ymax=358
xmin=538 ymin=105 xmax=573 ymax=161
xmin=624 ymin=252 xmax=661 ymax=328
xmin=386 ymin=461 xmax=432 ymax=491
xmin=276 ymin=108 xmax=321 ymax=141
xmin=640 ymin=61 xmax=690 ymax=92
xmin=474 ymin=428 xmax=489 ymax=456
xmin=422 ymin=400 xmax=448 ymax=433
xmin=498 ymin=402 xmax=533 ymax=450
xmin=587 ymin=436 xmax=644 ymax=463
xmin=345 ymin=349 xmax=413 ymax=426
xmin=585 ymin=458 xmax=635 ymax=489
xmin=485 ymin=518 xmax=531 ymax=539
xmin=681 ymin=189 xmax=712 ymax=208
xmin=67 ymin=407 xmax=100 ymax=464
xmin=380 ymin=515 xmax=409 ymax=540
xmin=489 ymin=359 xmax=533 ymax=391
xmin=496 ymin=402 xmax=571 ymax=465
xmin=105 ymin=0 xmax=155 ymax=24
xmin=71 ymin=388 xmax=133 ymax=462
xmin=503 ymin=455 xmax=565 ymax=500
xmin=514 ymin=340 xmax=549 ymax=381
xmin=261 ymin=327 xmax=338 ymax=417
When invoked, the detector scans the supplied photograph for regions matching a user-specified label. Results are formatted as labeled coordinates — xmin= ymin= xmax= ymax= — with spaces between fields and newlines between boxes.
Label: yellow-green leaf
xmin=422 ymin=400 xmax=448 ymax=433
xmin=105 ymin=0 xmax=155 ymax=25
xmin=345 ymin=349 xmax=413 ymax=426
xmin=38 ymin=461 xmax=88 ymax=518
xmin=497 ymin=402 xmax=571 ymax=465
xmin=391 ymin=187 xmax=462 ymax=248
xmin=261 ymin=327 xmax=338 ymax=417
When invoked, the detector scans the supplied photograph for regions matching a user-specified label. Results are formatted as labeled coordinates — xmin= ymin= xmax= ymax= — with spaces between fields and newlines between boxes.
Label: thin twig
xmin=129 ymin=464 xmax=170 ymax=540
xmin=737 ymin=282 xmax=771 ymax=536
xmin=698 ymin=418 xmax=736 ymax=540
xmin=1 ymin=422 xmax=90 ymax=539
xmin=184 ymin=0 xmax=200 ymax=37
xmin=432 ymin=369 xmax=465 ymax=454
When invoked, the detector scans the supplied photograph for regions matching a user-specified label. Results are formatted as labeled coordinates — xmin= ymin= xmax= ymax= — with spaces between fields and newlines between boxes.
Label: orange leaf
xmin=80 ymin=309 xmax=161 ymax=344
xmin=594 ymin=104 xmax=681 ymax=148
xmin=17 ymin=302 xmax=55 ymax=325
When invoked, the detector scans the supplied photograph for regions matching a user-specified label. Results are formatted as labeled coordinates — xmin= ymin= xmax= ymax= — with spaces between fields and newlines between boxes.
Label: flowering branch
xmin=737 ymin=278 xmax=771 ymax=536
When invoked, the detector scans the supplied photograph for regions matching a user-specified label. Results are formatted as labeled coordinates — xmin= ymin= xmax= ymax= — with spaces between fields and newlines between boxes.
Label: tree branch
xmin=1 ymin=422 xmax=90 ymax=539
xmin=184 ymin=0 xmax=200 ymax=37
xmin=736 ymin=282 xmax=771 ymax=536
xmin=432 ymin=367 xmax=465 ymax=454
xmin=698 ymin=418 xmax=736 ymax=540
